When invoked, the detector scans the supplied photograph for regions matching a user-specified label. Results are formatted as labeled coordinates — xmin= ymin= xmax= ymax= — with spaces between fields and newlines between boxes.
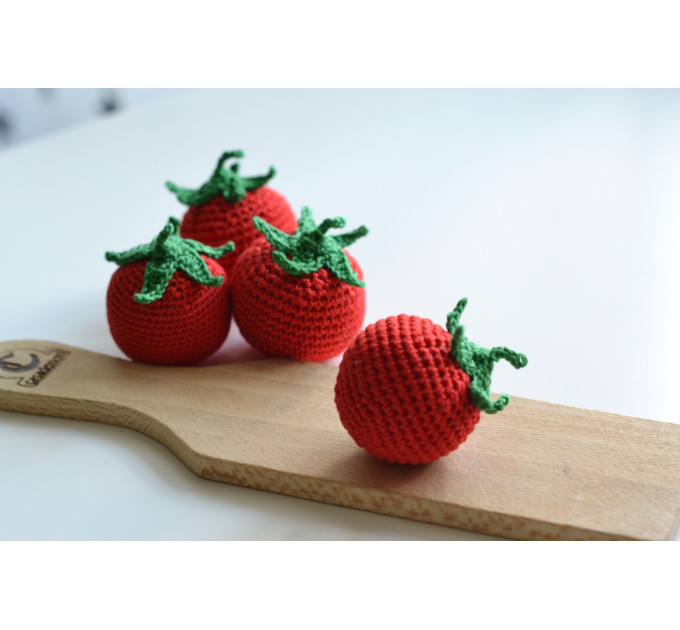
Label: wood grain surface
xmin=1 ymin=340 xmax=679 ymax=540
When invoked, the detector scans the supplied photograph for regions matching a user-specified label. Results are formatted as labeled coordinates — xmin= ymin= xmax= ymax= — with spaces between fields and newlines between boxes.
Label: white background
xmin=0 ymin=88 xmax=179 ymax=149
xmin=1 ymin=88 xmax=679 ymax=542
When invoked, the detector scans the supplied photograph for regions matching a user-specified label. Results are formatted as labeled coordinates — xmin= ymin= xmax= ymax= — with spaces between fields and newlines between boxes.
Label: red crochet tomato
xmin=105 ymin=218 xmax=235 ymax=366
xmin=166 ymin=150 xmax=297 ymax=275
xmin=335 ymin=299 xmax=528 ymax=465
xmin=231 ymin=207 xmax=368 ymax=362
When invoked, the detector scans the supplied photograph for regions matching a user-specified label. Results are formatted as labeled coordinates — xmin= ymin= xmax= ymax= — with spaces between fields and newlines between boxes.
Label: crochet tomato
xmin=105 ymin=217 xmax=235 ymax=366
xmin=231 ymin=207 xmax=368 ymax=362
xmin=335 ymin=298 xmax=528 ymax=465
xmin=166 ymin=150 xmax=297 ymax=275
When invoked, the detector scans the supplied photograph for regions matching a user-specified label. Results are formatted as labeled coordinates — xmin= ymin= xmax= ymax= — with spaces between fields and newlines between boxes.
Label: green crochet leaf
xmin=105 ymin=217 xmax=235 ymax=304
xmin=166 ymin=150 xmax=276 ymax=205
xmin=253 ymin=207 xmax=368 ymax=287
xmin=447 ymin=298 xmax=528 ymax=414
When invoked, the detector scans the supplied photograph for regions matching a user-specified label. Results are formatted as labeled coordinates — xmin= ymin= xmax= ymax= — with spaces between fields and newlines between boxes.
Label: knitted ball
xmin=231 ymin=239 xmax=366 ymax=362
xmin=179 ymin=187 xmax=297 ymax=275
xmin=335 ymin=314 xmax=481 ymax=465
xmin=107 ymin=256 xmax=231 ymax=365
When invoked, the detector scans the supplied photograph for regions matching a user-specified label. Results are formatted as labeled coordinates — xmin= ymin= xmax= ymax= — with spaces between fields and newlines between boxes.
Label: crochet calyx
xmin=166 ymin=150 xmax=276 ymax=205
xmin=253 ymin=207 xmax=368 ymax=287
xmin=105 ymin=217 xmax=235 ymax=304
xmin=447 ymin=298 xmax=528 ymax=414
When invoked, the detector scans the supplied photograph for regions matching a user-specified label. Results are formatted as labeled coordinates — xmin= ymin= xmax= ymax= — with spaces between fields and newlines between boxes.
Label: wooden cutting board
xmin=1 ymin=339 xmax=679 ymax=540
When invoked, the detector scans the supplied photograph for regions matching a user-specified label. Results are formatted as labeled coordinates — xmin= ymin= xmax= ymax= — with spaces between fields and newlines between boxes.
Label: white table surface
xmin=1 ymin=88 xmax=679 ymax=540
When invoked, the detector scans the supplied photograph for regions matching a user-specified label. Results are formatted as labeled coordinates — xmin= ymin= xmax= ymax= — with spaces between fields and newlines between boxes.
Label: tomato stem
xmin=166 ymin=150 xmax=276 ymax=206
xmin=212 ymin=150 xmax=244 ymax=178
xmin=447 ymin=298 xmax=528 ymax=414
xmin=105 ymin=217 xmax=235 ymax=304
xmin=253 ymin=207 xmax=368 ymax=287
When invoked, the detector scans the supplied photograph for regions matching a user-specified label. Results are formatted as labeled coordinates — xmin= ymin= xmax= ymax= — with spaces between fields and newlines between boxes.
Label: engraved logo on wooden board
xmin=0 ymin=348 xmax=70 ymax=387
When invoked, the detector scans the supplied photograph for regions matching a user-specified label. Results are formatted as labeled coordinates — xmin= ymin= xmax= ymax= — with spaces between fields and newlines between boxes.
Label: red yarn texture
xmin=106 ymin=256 xmax=231 ymax=365
xmin=231 ymin=239 xmax=365 ymax=361
xmin=335 ymin=314 xmax=481 ymax=465
xmin=179 ymin=187 xmax=297 ymax=275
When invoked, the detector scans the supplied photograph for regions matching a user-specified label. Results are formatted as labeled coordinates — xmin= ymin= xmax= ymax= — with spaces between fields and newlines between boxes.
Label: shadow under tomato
xmin=200 ymin=320 xmax=267 ymax=366
xmin=326 ymin=447 xmax=447 ymax=489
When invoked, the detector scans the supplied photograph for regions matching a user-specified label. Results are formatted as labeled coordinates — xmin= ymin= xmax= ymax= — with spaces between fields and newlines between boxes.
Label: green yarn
xmin=253 ymin=207 xmax=368 ymax=287
xmin=105 ymin=217 xmax=235 ymax=304
xmin=447 ymin=298 xmax=528 ymax=414
xmin=165 ymin=150 xmax=275 ymax=205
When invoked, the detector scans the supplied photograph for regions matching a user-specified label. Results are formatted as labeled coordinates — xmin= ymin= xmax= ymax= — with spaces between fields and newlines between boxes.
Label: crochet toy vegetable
xmin=231 ymin=207 xmax=368 ymax=362
xmin=166 ymin=150 xmax=297 ymax=275
xmin=335 ymin=298 xmax=528 ymax=465
xmin=105 ymin=217 xmax=235 ymax=366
